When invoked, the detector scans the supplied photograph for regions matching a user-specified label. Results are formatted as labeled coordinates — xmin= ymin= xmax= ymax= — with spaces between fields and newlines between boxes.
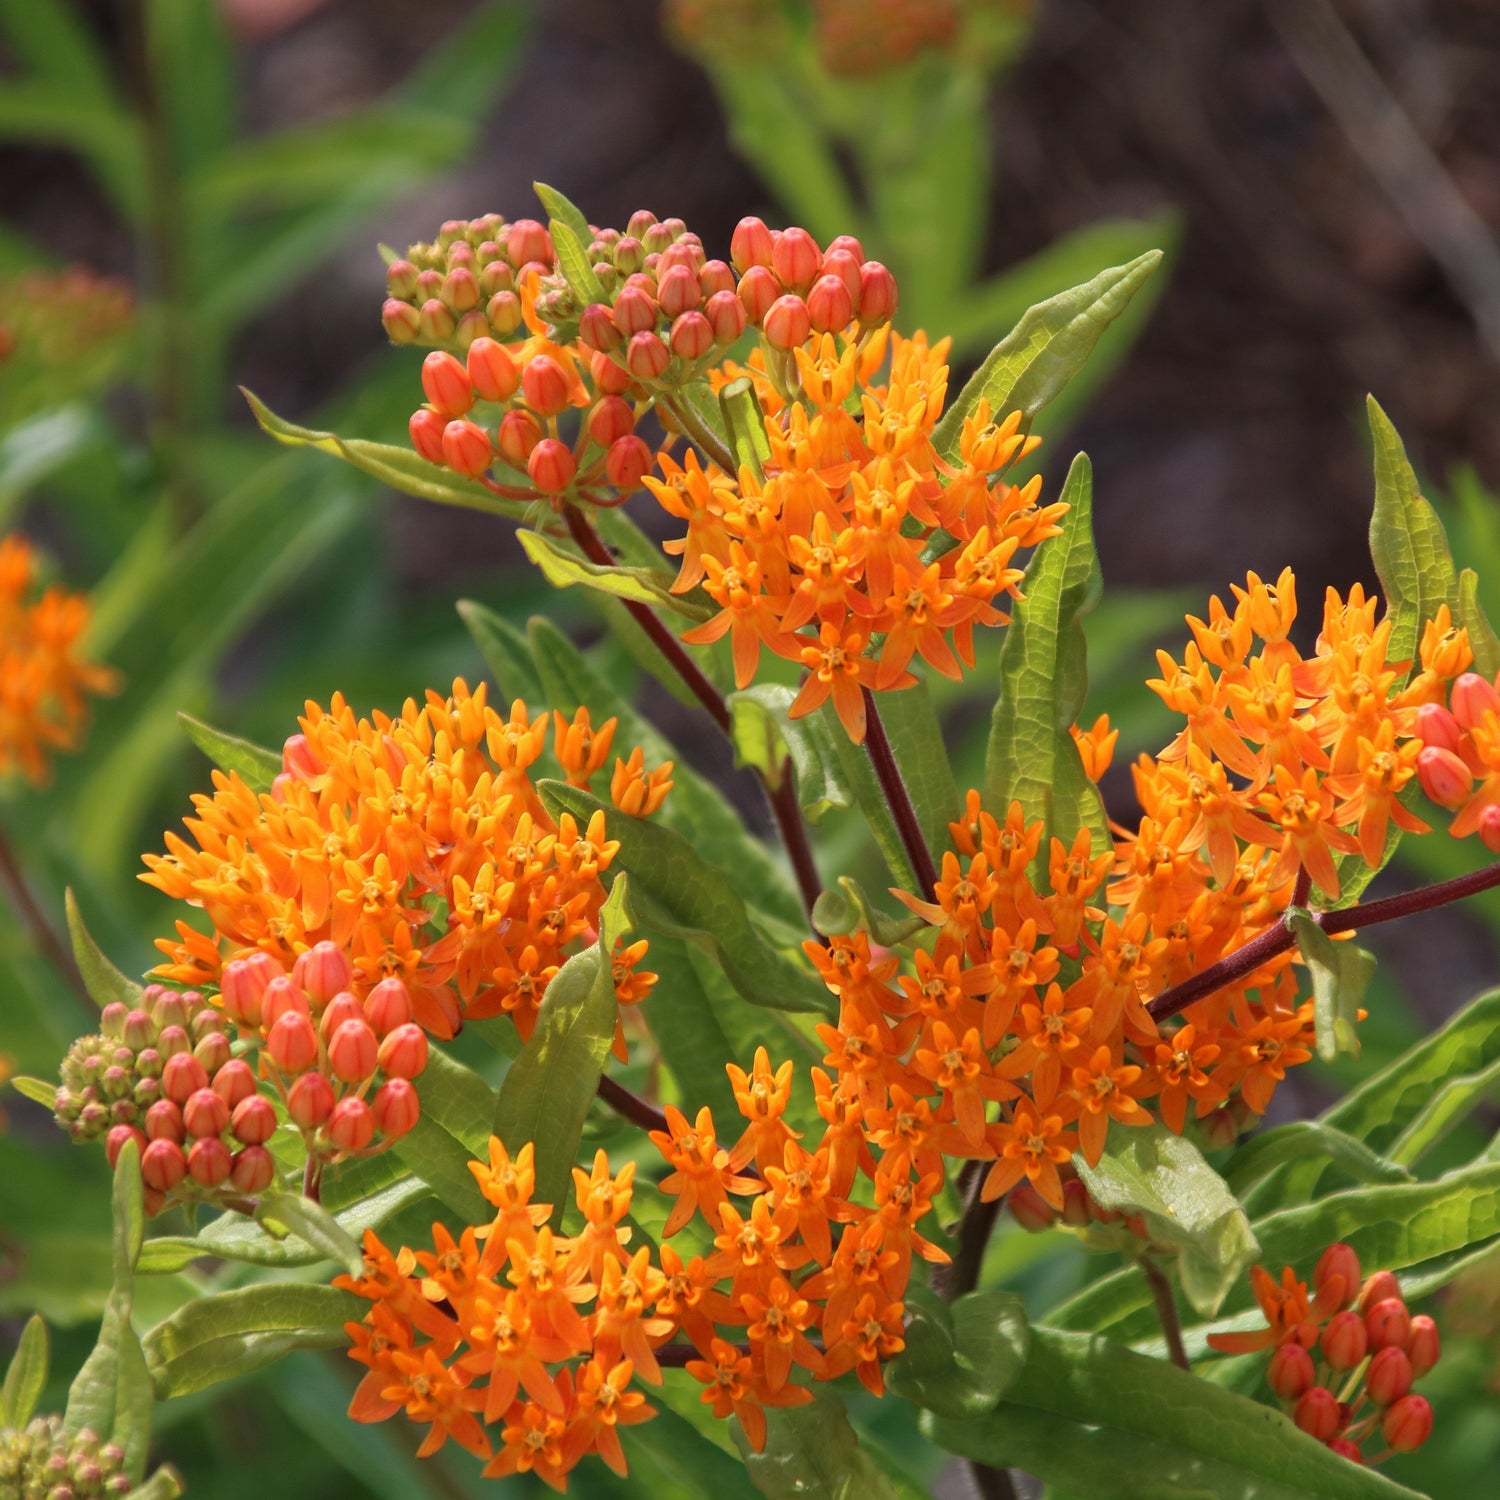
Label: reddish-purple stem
xmin=862 ymin=687 xmax=939 ymax=902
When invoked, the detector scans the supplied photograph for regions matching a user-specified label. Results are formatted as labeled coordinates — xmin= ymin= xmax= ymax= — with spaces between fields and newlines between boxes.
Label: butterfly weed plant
xmin=4 ymin=179 xmax=1500 ymax=1500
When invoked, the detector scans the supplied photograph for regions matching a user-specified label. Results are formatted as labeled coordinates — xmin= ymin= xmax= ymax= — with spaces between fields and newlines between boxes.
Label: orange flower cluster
xmin=0 ymin=533 xmax=119 ymax=782
xmin=650 ymin=326 xmax=1051 ymax=742
xmin=142 ymin=679 xmax=669 ymax=1052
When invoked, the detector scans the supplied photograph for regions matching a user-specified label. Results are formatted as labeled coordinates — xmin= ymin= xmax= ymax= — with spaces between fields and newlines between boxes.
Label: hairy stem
xmin=663 ymin=395 xmax=737 ymax=473
xmin=1141 ymin=1256 xmax=1190 ymax=1370
xmin=862 ymin=688 xmax=940 ymax=902
xmin=0 ymin=821 xmax=88 ymax=1006
xmin=935 ymin=1166 xmax=1001 ymax=1302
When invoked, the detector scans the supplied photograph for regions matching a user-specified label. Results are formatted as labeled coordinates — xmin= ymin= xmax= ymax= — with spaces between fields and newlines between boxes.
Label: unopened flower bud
xmin=705 ymin=289 xmax=748 ymax=345
xmin=182 ymin=1087 xmax=229 ymax=1140
xmin=258 ymin=976 xmax=304 ymax=1030
xmin=807 ymin=274 xmax=854 ymax=333
xmin=517 ymin=356 xmax=567 ymax=418
xmin=737 ymin=265 xmax=779 ymax=325
xmin=1314 ymin=1243 xmax=1361 ymax=1308
xmin=161 ymin=1052 xmax=208 ymax=1105
xmin=416 ymin=267 xmax=444 ymax=301
xmin=606 ymin=435 xmax=653 ymax=491
xmin=772 ymin=226 xmax=821 ymax=292
xmin=1415 ymin=701 xmax=1463 ymax=752
xmin=319 ymin=992 xmax=364 ymax=1043
xmin=188 ymin=1135 xmax=232 ymax=1187
xmin=1478 ymin=804 xmax=1500 ymax=853
xmin=363 ymin=977 xmax=413 ymax=1037
xmin=1007 ymin=1182 xmax=1057 ymax=1232
xmin=819 ymin=247 xmax=863 ymax=300
xmin=100 ymin=1002 xmax=129 ymax=1039
xmin=442 ymin=265 xmax=480 ymax=313
xmin=763 ymin=294 xmax=811 ymax=351
xmin=1417 ymin=745 xmax=1473 ymax=808
xmin=657 ymin=264 xmax=701 ymax=318
xmin=134 ymin=1049 xmax=162 ymax=1082
xmin=1327 ymin=1437 xmax=1363 ymax=1463
xmin=1450 ymin=671 xmax=1500 ymax=729
xmin=588 ymin=350 xmax=630 ymax=397
xmin=506 ymin=219 xmax=552 ymax=269
xmin=105 ymin=1125 xmax=146 ymax=1169
xmin=153 ymin=990 xmax=191 ymax=1031
xmin=1060 ymin=1177 xmax=1092 ymax=1228
xmin=212 ymin=1058 xmax=257 ymax=1109
xmin=695 ymin=258 xmax=733 ymax=297
xmin=858 ymin=261 xmax=898 ymax=324
xmin=579 ymin=302 xmax=622 ymax=353
xmin=372 ymin=1078 xmax=420 ymax=1140
xmin=625 ymin=330 xmax=671 ymax=380
xmin=194 ymin=1030 xmax=231 ymax=1076
xmin=291 ymin=942 xmax=351 ymax=1007
xmin=327 ymin=1097 xmax=375 ymax=1153
xmin=527 ymin=437 xmax=577 ymax=493
xmin=377 ymin=1023 xmax=429 ymax=1080
xmin=1360 ymin=1269 xmax=1402 ymax=1311
xmin=141 ymin=1138 xmax=187 ymax=1193
xmin=459 ymin=310 xmax=491 ymax=347
xmin=612 ymin=284 xmax=657 ymax=338
xmin=121 ymin=1008 xmax=155 ymax=1051
xmin=266 ymin=1011 xmax=319 ymax=1074
xmin=442 ymin=418 xmax=493 ymax=478
xmin=231 ymin=1093 xmax=277 ymax=1146
xmin=328 ymin=1019 xmax=380 ymax=1083
xmin=1268 ymin=1341 xmax=1316 ymax=1401
xmin=1320 ymin=1309 xmax=1367 ymax=1371
xmin=731 ymin=216 xmax=774 ymax=272
xmin=498 ymin=408 xmax=543 ymax=466
xmin=381 ymin=298 xmax=422 ymax=343
xmin=1381 ymin=1393 xmax=1432 ymax=1451
xmin=386 ymin=259 xmax=420 ymax=299
xmin=587 ymin=395 xmax=634 ymax=449
xmin=1365 ymin=1345 xmax=1413 ymax=1406
xmin=286 ymin=1069 xmax=335 ymax=1129
xmin=418 ymin=297 xmax=456 ymax=343
xmin=1405 ymin=1314 xmax=1440 ymax=1377
xmin=408 ymin=407 xmax=446 ymax=464
xmin=670 ymin=310 xmax=714 ymax=360
xmin=1366 ymin=1296 xmax=1411 ymax=1351
xmin=230 ymin=1144 xmax=275 ymax=1194
xmin=487 ymin=290 xmax=522 ymax=336
xmin=1293 ymin=1386 xmax=1340 ymax=1442
xmin=479 ymin=259 xmax=513 ymax=297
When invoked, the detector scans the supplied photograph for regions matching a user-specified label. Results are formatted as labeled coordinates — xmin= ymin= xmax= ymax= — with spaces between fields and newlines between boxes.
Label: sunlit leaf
xmin=177 ymin=712 xmax=280 ymax=794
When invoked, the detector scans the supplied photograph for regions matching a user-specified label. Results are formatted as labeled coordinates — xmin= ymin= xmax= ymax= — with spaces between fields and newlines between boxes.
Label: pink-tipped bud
xmin=1478 ymin=804 xmax=1500 ymax=853
xmin=1060 ymin=1177 xmax=1092 ymax=1228
xmin=1327 ymin=1437 xmax=1363 ymax=1464
xmin=858 ymin=261 xmax=898 ymax=324
xmin=442 ymin=265 xmax=480 ymax=313
xmin=705 ymin=289 xmax=748 ymax=345
xmin=506 ymin=219 xmax=552 ymax=269
xmin=106 ymin=1125 xmax=146 ymax=1170
xmin=1366 ymin=1297 xmax=1411 ymax=1352
xmin=579 ymin=302 xmax=623 ymax=352
xmin=419 ymin=297 xmax=456 ymax=343
xmin=478 ymin=259 xmax=512 ymax=297
xmin=819 ymin=247 xmax=863 ymax=301
xmin=625 ymin=330 xmax=671 ymax=380
xmin=122 ymin=1009 xmax=155 ymax=1051
xmin=221 ymin=954 xmax=278 ymax=1028
xmin=157 ymin=1024 xmax=189 ymax=1060
xmin=1314 ymin=1243 xmax=1362 ymax=1308
xmin=286 ymin=1070 xmax=334 ymax=1131
xmin=1293 ymin=1386 xmax=1340 ymax=1442
xmin=230 ymin=1144 xmax=275 ymax=1194
xmin=161 ymin=1052 xmax=209 ymax=1106
xmin=327 ymin=1097 xmax=375 ymax=1153
xmin=487 ymin=290 xmax=522 ymax=337
xmin=521 ymin=354 xmax=571 ymax=417
xmin=1320 ymin=1310 xmax=1368 ymax=1372
xmin=1007 ymin=1183 xmax=1057 ymax=1233
xmin=807 ymin=274 xmax=854 ymax=333
xmin=409 ymin=407 xmax=447 ymax=465
xmin=763 ymin=294 xmax=811 ymax=351
xmin=1365 ymin=1345 xmax=1414 ymax=1406
xmin=1417 ymin=745 xmax=1473 ymax=808
xmin=587 ymin=395 xmax=634 ymax=449
xmin=144 ymin=1099 xmax=185 ymax=1143
xmin=1415 ymin=702 xmax=1463 ymax=753
xmin=292 ymin=941 xmax=352 ymax=1007
xmin=497 ymin=408 xmax=542 ymax=467
xmin=261 ymin=976 xmax=308 ymax=1031
xmin=737 ymin=265 xmax=779 ymax=325
xmin=527 ymin=437 xmax=577 ymax=494
xmin=212 ymin=1058 xmax=257 ymax=1110
xmin=194 ymin=1030 xmax=231 ymax=1076
xmin=1381 ymin=1393 xmax=1432 ymax=1451
xmin=319 ymin=992 xmax=365 ymax=1043
xmin=371 ymin=1078 xmax=420 ymax=1140
xmin=466 ymin=336 xmax=518 ymax=402
xmin=1405 ymin=1314 xmax=1441 ymax=1377
xmin=141 ymin=1138 xmax=187 ymax=1194
xmin=266 ymin=1011 xmax=319 ymax=1075
xmin=416 ymin=267 xmax=444 ymax=302
xmin=1450 ymin=671 xmax=1500 ymax=729
xmin=328 ymin=1019 xmax=380 ymax=1083
xmin=1268 ymin=1342 xmax=1316 ymax=1401
xmin=182 ymin=1087 xmax=229 ymax=1141
xmin=699 ymin=259 xmax=735 ymax=297
xmin=382 ymin=298 xmax=422 ymax=344
xmin=363 ymin=977 xmax=413 ymax=1038
xmin=731 ymin=216 xmax=775 ymax=272
xmin=606 ymin=435 xmax=653 ymax=491
xmin=670 ymin=310 xmax=714 ymax=361
xmin=281 ymin=734 xmax=321 ymax=778
xmin=377 ymin=1023 xmax=429 ymax=1080
xmin=442 ymin=418 xmax=493 ymax=478
xmin=230 ymin=1094 xmax=277 ymax=1147
xmin=1360 ymin=1270 xmax=1402 ymax=1312
xmin=187 ymin=1135 xmax=232 ymax=1188
xmin=590 ymin=349 xmax=632 ymax=396
xmin=657 ymin=264 xmax=701 ymax=319
xmin=772 ymin=226 xmax=821 ymax=292
xmin=612 ymin=285 xmax=658 ymax=337
xmin=421 ymin=351 xmax=473 ymax=417
xmin=386 ymin=259 xmax=420 ymax=300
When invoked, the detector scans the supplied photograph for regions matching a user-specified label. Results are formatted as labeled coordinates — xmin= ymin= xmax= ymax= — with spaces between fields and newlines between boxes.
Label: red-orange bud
xmin=286 ymin=1070 xmax=335 ymax=1129
xmin=292 ymin=941 xmax=351 ymax=1007
xmin=826 ymin=233 xmax=866 ymax=264
xmin=580 ymin=302 xmax=623 ymax=352
xmin=1327 ymin=1437 xmax=1363 ymax=1464
xmin=328 ymin=1097 xmax=375 ymax=1153
xmin=1320 ymin=1310 xmax=1368 ymax=1372
xmin=182 ymin=1087 xmax=229 ymax=1141
xmin=1360 ymin=1270 xmax=1402 ymax=1311
xmin=1008 ymin=1183 xmax=1057 ymax=1233
xmin=1293 ymin=1386 xmax=1340 ymax=1442
xmin=230 ymin=1144 xmax=275 ymax=1194
xmin=377 ymin=1023 xmax=429 ymax=1080
xmin=858 ymin=261 xmax=898 ymax=323
xmin=731 ymin=216 xmax=775 ymax=272
xmin=606 ymin=434 xmax=653 ymax=490
xmin=626 ymin=330 xmax=671 ymax=380
xmin=590 ymin=349 xmax=632 ymax=396
xmin=670 ymin=310 xmax=714 ymax=360
xmin=657 ymin=264 xmax=701 ymax=319
xmin=141 ymin=1138 xmax=187 ymax=1194
xmin=527 ymin=437 xmax=577 ymax=493
xmin=261 ymin=976 xmax=309 ymax=1030
xmin=1415 ymin=702 xmax=1463 ymax=752
xmin=106 ymin=1125 xmax=146 ymax=1170
xmin=498 ymin=409 xmax=543 ymax=467
xmin=161 ymin=1052 xmax=209 ymax=1105
xmin=521 ymin=354 xmax=571 ymax=416
xmin=706 ymin=289 xmax=748 ymax=345
xmin=1381 ymin=1393 xmax=1432 ymax=1451
xmin=819 ymin=247 xmax=863 ymax=300
xmin=210 ymin=1062 xmax=255 ymax=1115
xmin=1366 ymin=1297 xmax=1411 ymax=1351
xmin=1478 ymin=804 xmax=1500 ymax=853
xmin=467 ymin=336 xmax=518 ymax=402
xmin=145 ymin=1099 xmax=184 ymax=1143
xmin=763 ymin=294 xmax=811 ymax=351
xmin=442 ymin=418 xmax=494 ymax=478
xmin=372 ymin=1078 xmax=420 ymax=1140
xmin=382 ymin=298 xmax=422 ymax=343
xmin=807 ymin=274 xmax=854 ymax=333
xmin=1268 ymin=1341 xmax=1316 ymax=1401
xmin=737 ymin=265 xmax=779 ymax=325
xmin=1450 ymin=671 xmax=1500 ymax=729
xmin=613 ymin=285 xmax=658 ymax=337
xmin=506 ymin=219 xmax=552 ymax=268
xmin=1365 ymin=1345 xmax=1413 ymax=1406
xmin=328 ymin=1019 xmax=379 ymax=1083
xmin=187 ymin=1135 xmax=232 ymax=1187
xmin=421 ymin=351 xmax=473 ymax=417
xmin=588 ymin=396 xmax=635 ymax=448
xmin=1405 ymin=1314 xmax=1441 ymax=1377
xmin=1417 ymin=745 xmax=1473 ymax=808
xmin=319 ymin=992 xmax=365 ymax=1043
xmin=1314 ymin=1243 xmax=1361 ymax=1308
xmin=230 ymin=1094 xmax=277 ymax=1146
xmin=772 ymin=226 xmax=821 ymax=292
xmin=699 ymin=258 xmax=735 ymax=297
xmin=221 ymin=953 xmax=278 ymax=1028
xmin=363 ymin=977 xmax=413 ymax=1038
xmin=1060 ymin=1177 xmax=1092 ymax=1228
xmin=266 ymin=1011 xmax=319 ymax=1074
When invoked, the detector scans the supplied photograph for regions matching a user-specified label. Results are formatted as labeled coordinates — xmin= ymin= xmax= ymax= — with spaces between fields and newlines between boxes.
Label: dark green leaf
xmin=1288 ymin=909 xmax=1372 ymax=1059
xmin=65 ymin=889 xmax=142 ymax=1010
xmin=255 ymin=1195 xmax=364 ymax=1278
xmin=392 ymin=1047 xmax=495 ymax=1223
xmin=736 ymin=1394 xmax=902 ymax=1500
xmin=1459 ymin=565 xmax=1500 ymax=678
xmin=984 ymin=453 xmax=1111 ymax=866
xmin=517 ymin=529 xmax=707 ymax=618
xmin=1 ymin=1314 xmax=48 ymax=1429
xmin=177 ymin=712 xmax=280 ymax=793
xmin=886 ymin=1284 xmax=1029 ymax=1419
xmin=1073 ymin=1124 xmax=1257 ymax=1317
xmin=1223 ymin=1121 xmax=1412 ymax=1197
xmin=625 ymin=1397 xmax=763 ymax=1500
xmin=456 ymin=598 xmax=546 ymax=707
xmin=493 ymin=880 xmax=630 ymax=1219
xmin=143 ymin=1283 xmax=366 ymax=1398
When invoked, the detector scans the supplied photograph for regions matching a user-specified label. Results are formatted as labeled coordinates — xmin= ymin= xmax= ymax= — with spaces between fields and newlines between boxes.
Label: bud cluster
xmin=1209 ymin=1245 xmax=1438 ymax=1465
xmin=1413 ymin=663 xmax=1500 ymax=850
xmin=0 ymin=1415 xmax=133 ymax=1499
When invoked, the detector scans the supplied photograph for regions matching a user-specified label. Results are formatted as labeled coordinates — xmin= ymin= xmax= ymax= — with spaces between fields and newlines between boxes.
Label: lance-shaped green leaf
xmin=926 ymin=1327 xmax=1423 ymax=1500
xmin=254 ymin=1194 xmax=363 ymax=1278
xmin=177 ymin=711 xmax=280 ymax=793
xmin=243 ymin=389 xmax=530 ymax=520
xmin=1073 ymin=1124 xmax=1258 ymax=1317
xmin=546 ymin=215 xmax=606 ymax=305
xmin=65 ymin=890 xmax=142 ymax=1010
xmin=456 ymin=597 xmax=546 ymax=707
xmin=1367 ymin=395 xmax=1460 ymax=670
xmin=735 ymin=1394 xmax=902 ymax=1500
xmin=541 ymin=782 xmax=832 ymax=1017
xmin=886 ymin=1284 xmax=1029 ymax=1419
xmin=933 ymin=251 xmax=1164 ymax=464
xmin=533 ymin=181 xmax=592 ymax=253
xmin=65 ymin=1142 xmax=152 ymax=1483
xmin=811 ymin=876 xmax=926 ymax=947
xmin=1388 ymin=1052 xmax=1500 ymax=1168
xmin=985 ymin=453 xmax=1110 ymax=865
xmin=1223 ymin=1121 xmax=1412 ymax=1197
xmin=493 ymin=879 xmax=630 ymax=1219
xmin=720 ymin=375 xmax=771 ymax=477
xmin=516 ymin=528 xmax=708 ymax=619
xmin=8 ymin=1075 xmax=56 ymax=1108
xmin=143 ymin=1283 xmax=366 ymax=1398
xmin=1 ymin=1313 xmax=48 ymax=1429
xmin=392 ymin=1046 xmax=495 ymax=1223
xmin=1288 ymin=909 xmax=1372 ymax=1060
xmin=1459 ymin=565 xmax=1500 ymax=678
xmin=730 ymin=684 xmax=850 ymax=825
